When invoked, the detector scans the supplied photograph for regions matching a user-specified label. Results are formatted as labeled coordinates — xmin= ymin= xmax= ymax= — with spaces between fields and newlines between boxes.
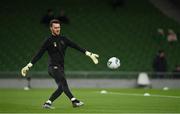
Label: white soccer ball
xmin=107 ymin=57 xmax=121 ymax=69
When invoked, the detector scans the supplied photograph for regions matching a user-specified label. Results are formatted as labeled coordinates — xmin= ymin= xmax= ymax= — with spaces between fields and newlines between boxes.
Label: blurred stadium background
xmin=0 ymin=0 xmax=180 ymax=113
xmin=1 ymin=0 xmax=180 ymax=78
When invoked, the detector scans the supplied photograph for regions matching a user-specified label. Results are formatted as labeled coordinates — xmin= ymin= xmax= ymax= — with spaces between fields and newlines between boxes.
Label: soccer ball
xmin=107 ymin=57 xmax=120 ymax=69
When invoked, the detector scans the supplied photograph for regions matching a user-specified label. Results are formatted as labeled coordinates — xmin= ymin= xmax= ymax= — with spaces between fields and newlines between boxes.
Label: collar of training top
xmin=51 ymin=35 xmax=62 ymax=38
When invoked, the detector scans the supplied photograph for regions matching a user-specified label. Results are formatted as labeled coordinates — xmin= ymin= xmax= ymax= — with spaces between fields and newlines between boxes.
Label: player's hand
xmin=85 ymin=51 xmax=99 ymax=64
xmin=21 ymin=63 xmax=33 ymax=77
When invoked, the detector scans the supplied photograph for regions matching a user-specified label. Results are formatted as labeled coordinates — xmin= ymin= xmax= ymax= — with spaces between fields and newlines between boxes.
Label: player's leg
xmin=49 ymin=82 xmax=63 ymax=102
xmin=52 ymin=67 xmax=84 ymax=107
xmin=43 ymin=66 xmax=84 ymax=108
xmin=43 ymin=86 xmax=63 ymax=109
xmin=43 ymin=66 xmax=63 ymax=109
xmin=58 ymin=71 xmax=84 ymax=107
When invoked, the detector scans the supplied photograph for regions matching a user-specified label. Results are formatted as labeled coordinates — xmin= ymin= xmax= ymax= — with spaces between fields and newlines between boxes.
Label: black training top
xmin=31 ymin=35 xmax=86 ymax=67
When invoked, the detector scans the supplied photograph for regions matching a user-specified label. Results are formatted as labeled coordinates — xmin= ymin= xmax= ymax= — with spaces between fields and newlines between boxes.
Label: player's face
xmin=50 ymin=23 xmax=61 ymax=36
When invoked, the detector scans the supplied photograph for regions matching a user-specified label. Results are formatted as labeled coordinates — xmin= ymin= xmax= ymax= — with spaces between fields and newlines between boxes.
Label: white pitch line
xmin=99 ymin=91 xmax=180 ymax=99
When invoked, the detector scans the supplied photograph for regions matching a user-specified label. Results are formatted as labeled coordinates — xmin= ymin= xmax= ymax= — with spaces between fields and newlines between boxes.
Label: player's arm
xmin=65 ymin=37 xmax=99 ymax=64
xmin=21 ymin=39 xmax=48 ymax=77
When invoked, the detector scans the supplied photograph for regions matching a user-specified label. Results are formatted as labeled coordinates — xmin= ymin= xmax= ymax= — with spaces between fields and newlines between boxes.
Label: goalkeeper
xmin=21 ymin=19 xmax=99 ymax=109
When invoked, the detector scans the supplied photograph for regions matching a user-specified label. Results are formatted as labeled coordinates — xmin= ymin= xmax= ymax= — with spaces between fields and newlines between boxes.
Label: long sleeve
xmin=65 ymin=37 xmax=86 ymax=53
xmin=31 ymin=39 xmax=48 ymax=64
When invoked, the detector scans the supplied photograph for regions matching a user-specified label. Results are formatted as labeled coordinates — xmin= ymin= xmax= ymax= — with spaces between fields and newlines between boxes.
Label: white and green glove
xmin=85 ymin=51 xmax=99 ymax=64
xmin=21 ymin=63 xmax=33 ymax=77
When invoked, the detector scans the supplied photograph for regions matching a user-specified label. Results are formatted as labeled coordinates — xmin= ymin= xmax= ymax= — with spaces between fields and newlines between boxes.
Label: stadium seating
xmin=0 ymin=0 xmax=180 ymax=76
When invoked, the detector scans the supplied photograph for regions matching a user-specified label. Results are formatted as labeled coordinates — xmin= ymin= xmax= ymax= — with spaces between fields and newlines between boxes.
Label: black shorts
xmin=48 ymin=65 xmax=66 ymax=85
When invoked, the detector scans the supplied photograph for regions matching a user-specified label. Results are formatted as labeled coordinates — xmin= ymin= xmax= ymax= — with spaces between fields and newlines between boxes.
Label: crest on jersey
xmin=53 ymin=42 xmax=57 ymax=47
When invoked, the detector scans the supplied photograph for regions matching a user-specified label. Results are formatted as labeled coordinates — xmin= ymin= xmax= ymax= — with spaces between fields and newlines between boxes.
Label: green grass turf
xmin=0 ymin=88 xmax=180 ymax=113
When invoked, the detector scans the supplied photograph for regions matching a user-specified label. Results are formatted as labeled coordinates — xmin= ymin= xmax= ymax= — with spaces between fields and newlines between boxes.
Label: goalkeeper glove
xmin=85 ymin=51 xmax=99 ymax=64
xmin=21 ymin=63 xmax=33 ymax=77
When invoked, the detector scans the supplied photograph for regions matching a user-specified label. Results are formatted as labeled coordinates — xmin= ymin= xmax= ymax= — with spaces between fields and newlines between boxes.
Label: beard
xmin=52 ymin=30 xmax=60 ymax=36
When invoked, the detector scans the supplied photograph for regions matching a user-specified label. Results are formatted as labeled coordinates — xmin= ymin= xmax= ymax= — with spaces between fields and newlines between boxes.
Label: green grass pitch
xmin=0 ymin=88 xmax=180 ymax=113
